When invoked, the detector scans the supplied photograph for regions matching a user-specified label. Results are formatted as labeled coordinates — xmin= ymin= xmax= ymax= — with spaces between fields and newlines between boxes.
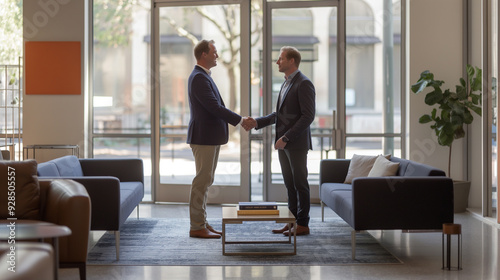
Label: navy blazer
xmin=187 ymin=66 xmax=241 ymax=145
xmin=256 ymin=71 xmax=315 ymax=150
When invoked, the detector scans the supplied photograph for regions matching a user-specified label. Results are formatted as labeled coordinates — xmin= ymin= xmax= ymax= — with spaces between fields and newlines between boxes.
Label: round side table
xmin=442 ymin=223 xmax=462 ymax=270
xmin=0 ymin=220 xmax=71 ymax=280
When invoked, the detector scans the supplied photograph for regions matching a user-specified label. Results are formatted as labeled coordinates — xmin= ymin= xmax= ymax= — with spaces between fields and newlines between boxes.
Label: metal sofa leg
xmin=321 ymin=201 xmax=325 ymax=222
xmin=137 ymin=204 xmax=140 ymax=219
xmin=115 ymin=231 xmax=120 ymax=260
xmin=351 ymin=230 xmax=357 ymax=260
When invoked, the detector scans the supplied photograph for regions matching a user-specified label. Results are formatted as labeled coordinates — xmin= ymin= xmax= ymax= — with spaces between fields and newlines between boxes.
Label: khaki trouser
xmin=189 ymin=144 xmax=220 ymax=231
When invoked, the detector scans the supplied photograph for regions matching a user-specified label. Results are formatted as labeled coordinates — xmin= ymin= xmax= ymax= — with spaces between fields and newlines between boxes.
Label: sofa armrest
xmin=70 ymin=176 xmax=121 ymax=231
xmin=79 ymin=158 xmax=144 ymax=183
xmin=40 ymin=179 xmax=91 ymax=263
xmin=42 ymin=176 xmax=121 ymax=231
xmin=320 ymin=159 xmax=350 ymax=185
xmin=351 ymin=176 xmax=454 ymax=230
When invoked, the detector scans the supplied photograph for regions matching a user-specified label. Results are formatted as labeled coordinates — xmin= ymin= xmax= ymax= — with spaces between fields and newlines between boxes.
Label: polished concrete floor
xmin=59 ymin=204 xmax=500 ymax=280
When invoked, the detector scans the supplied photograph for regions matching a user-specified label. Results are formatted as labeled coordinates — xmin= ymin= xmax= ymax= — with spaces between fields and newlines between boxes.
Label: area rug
xmin=87 ymin=218 xmax=401 ymax=266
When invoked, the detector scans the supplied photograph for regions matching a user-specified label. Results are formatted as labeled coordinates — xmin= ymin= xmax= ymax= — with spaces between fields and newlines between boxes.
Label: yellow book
xmin=237 ymin=209 xmax=280 ymax=215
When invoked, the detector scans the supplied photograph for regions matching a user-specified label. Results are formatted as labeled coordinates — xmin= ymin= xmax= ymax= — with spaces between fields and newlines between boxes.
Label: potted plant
xmin=411 ymin=64 xmax=482 ymax=212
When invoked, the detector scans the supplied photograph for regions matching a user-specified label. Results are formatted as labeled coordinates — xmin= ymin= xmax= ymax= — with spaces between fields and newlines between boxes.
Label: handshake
xmin=241 ymin=116 xmax=257 ymax=131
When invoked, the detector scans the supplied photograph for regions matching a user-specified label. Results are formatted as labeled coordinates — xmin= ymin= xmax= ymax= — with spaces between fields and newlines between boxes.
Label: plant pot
xmin=453 ymin=181 xmax=471 ymax=213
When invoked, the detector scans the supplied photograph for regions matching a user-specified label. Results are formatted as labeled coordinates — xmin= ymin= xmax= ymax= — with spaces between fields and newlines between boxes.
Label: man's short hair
xmin=280 ymin=46 xmax=301 ymax=67
xmin=194 ymin=39 xmax=215 ymax=60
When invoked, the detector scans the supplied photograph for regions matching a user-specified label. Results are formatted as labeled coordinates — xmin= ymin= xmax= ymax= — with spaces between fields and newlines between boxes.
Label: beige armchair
xmin=0 ymin=160 xmax=91 ymax=280
xmin=40 ymin=179 xmax=91 ymax=279
xmin=0 ymin=243 xmax=54 ymax=280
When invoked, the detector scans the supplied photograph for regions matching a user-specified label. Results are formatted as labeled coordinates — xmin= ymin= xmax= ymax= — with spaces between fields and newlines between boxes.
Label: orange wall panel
xmin=25 ymin=41 xmax=81 ymax=95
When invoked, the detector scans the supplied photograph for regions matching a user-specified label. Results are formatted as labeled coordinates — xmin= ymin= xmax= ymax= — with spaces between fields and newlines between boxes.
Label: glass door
xmin=153 ymin=1 xmax=250 ymax=203
xmin=251 ymin=0 xmax=404 ymax=202
xmin=344 ymin=0 xmax=403 ymax=158
xmin=150 ymin=0 xmax=404 ymax=203
xmin=251 ymin=0 xmax=343 ymax=202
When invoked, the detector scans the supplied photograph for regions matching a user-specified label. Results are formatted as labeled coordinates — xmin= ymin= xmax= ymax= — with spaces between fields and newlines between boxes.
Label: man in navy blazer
xmin=187 ymin=39 xmax=253 ymax=238
xmin=248 ymin=46 xmax=316 ymax=236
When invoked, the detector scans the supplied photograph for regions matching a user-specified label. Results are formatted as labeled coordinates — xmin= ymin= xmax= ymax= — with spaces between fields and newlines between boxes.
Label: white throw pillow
xmin=367 ymin=155 xmax=400 ymax=177
xmin=344 ymin=154 xmax=391 ymax=184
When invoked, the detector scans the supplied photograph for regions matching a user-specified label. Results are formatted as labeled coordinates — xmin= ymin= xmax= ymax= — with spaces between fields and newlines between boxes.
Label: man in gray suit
xmin=247 ymin=46 xmax=316 ymax=236
xmin=187 ymin=39 xmax=253 ymax=238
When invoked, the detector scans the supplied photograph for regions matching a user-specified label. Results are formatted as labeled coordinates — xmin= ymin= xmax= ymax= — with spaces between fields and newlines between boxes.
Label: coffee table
xmin=0 ymin=219 xmax=71 ymax=280
xmin=221 ymin=206 xmax=296 ymax=255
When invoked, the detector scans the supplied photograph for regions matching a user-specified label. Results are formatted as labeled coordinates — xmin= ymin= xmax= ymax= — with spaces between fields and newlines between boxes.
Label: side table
xmin=23 ymin=144 xmax=79 ymax=160
xmin=442 ymin=223 xmax=462 ymax=270
xmin=0 ymin=220 xmax=71 ymax=280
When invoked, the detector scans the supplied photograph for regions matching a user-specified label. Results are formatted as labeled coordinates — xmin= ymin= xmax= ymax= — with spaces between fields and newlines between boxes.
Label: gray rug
xmin=87 ymin=218 xmax=401 ymax=266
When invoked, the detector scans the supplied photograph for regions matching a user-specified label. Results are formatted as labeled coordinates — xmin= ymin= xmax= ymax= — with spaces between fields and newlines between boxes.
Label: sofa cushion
xmin=344 ymin=154 xmax=390 ymax=183
xmin=49 ymin=155 xmax=84 ymax=177
xmin=37 ymin=162 xmax=60 ymax=176
xmin=368 ymin=155 xmax=400 ymax=177
xmin=390 ymin=157 xmax=446 ymax=176
xmin=0 ymin=160 xmax=40 ymax=219
xmin=321 ymin=182 xmax=352 ymax=192
xmin=119 ymin=182 xmax=145 ymax=226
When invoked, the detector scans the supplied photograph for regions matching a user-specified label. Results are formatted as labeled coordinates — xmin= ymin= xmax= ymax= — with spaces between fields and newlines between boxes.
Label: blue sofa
xmin=320 ymin=156 xmax=454 ymax=259
xmin=37 ymin=155 xmax=144 ymax=260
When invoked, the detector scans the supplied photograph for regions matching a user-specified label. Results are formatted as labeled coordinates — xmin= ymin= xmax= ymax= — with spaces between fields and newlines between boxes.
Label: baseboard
xmin=466 ymin=208 xmax=500 ymax=229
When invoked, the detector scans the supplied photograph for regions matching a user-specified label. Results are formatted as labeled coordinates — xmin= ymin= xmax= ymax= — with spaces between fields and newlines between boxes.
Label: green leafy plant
xmin=411 ymin=64 xmax=482 ymax=176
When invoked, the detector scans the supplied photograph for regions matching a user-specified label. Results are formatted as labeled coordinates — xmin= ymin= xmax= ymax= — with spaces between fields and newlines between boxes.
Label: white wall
xmin=409 ymin=0 xmax=464 ymax=174
xmin=409 ymin=0 xmax=484 ymax=209
xmin=23 ymin=0 xmax=85 ymax=161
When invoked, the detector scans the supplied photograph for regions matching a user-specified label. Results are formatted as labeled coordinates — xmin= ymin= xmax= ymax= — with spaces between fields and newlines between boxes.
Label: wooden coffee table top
xmin=222 ymin=206 xmax=295 ymax=223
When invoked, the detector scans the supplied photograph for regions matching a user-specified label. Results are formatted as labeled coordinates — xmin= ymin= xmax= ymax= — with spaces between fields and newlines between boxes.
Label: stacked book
xmin=237 ymin=202 xmax=279 ymax=215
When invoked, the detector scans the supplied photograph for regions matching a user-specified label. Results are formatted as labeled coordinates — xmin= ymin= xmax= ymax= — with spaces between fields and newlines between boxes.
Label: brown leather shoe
xmin=189 ymin=228 xmax=221 ymax=239
xmin=272 ymin=224 xmax=293 ymax=234
xmin=207 ymin=225 xmax=222 ymax=235
xmin=283 ymin=225 xmax=309 ymax=236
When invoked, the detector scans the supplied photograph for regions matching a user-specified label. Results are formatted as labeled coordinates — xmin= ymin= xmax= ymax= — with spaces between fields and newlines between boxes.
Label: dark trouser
xmin=278 ymin=148 xmax=310 ymax=227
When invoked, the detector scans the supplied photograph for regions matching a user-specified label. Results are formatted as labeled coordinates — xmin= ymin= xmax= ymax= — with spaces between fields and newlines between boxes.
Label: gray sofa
xmin=320 ymin=156 xmax=454 ymax=259
xmin=37 ymin=155 xmax=144 ymax=260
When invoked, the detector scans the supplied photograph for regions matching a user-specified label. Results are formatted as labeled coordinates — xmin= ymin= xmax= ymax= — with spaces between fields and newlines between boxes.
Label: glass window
xmin=0 ymin=0 xmax=23 ymax=160
xmin=93 ymin=0 xmax=151 ymax=134
xmin=269 ymin=7 xmax=336 ymax=185
xmin=158 ymin=5 xmax=242 ymax=186
xmin=345 ymin=137 xmax=402 ymax=159
xmin=93 ymin=0 xmax=152 ymax=200
xmin=339 ymin=0 xmax=402 ymax=157
xmin=344 ymin=0 xmax=401 ymax=134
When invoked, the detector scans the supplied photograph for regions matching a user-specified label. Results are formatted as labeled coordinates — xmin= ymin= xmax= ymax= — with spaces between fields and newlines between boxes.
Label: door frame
xmin=260 ymin=0 xmax=345 ymax=201
xmin=151 ymin=0 xmax=251 ymax=203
